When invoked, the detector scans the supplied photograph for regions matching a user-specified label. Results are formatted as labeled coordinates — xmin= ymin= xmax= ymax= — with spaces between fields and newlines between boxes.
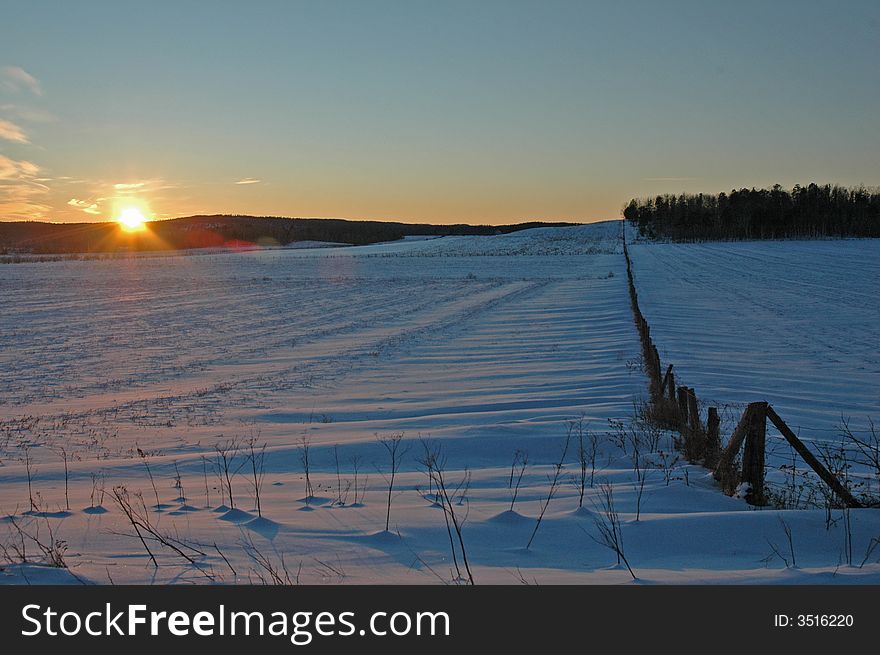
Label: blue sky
xmin=1 ymin=0 xmax=878 ymax=223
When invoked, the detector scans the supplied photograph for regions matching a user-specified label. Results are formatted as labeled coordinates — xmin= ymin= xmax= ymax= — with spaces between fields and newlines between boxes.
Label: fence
xmin=621 ymin=237 xmax=862 ymax=509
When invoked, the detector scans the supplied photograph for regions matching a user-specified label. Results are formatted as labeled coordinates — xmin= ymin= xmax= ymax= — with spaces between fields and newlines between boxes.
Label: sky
xmin=1 ymin=0 xmax=879 ymax=225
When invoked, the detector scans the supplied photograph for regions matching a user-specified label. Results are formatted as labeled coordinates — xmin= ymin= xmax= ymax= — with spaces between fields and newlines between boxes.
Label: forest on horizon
xmin=624 ymin=183 xmax=880 ymax=241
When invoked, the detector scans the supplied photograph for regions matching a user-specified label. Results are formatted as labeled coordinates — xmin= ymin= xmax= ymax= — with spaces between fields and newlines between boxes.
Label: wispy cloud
xmin=0 ymin=154 xmax=49 ymax=219
xmin=0 ymin=68 xmax=50 ymax=218
xmin=235 ymin=177 xmax=261 ymax=185
xmin=1 ymin=66 xmax=43 ymax=96
xmin=57 ymin=178 xmax=180 ymax=220
xmin=0 ymin=117 xmax=28 ymax=143
xmin=67 ymin=198 xmax=101 ymax=215
xmin=0 ymin=153 xmax=39 ymax=179
xmin=111 ymin=179 xmax=178 ymax=193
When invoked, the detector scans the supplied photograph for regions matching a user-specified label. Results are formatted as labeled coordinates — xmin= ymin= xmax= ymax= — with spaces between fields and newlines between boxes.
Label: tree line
xmin=623 ymin=183 xmax=880 ymax=241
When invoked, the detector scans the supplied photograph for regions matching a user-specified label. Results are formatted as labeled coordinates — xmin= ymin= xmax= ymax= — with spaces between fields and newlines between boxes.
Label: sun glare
xmin=117 ymin=207 xmax=148 ymax=232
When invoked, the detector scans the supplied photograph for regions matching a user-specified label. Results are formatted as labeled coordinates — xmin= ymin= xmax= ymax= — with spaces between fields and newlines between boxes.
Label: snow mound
xmin=243 ymin=516 xmax=280 ymax=539
xmin=218 ymin=508 xmax=253 ymax=523
xmin=487 ymin=510 xmax=530 ymax=524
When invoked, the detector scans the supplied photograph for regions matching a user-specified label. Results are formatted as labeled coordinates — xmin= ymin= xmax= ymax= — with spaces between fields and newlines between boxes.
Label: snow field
xmin=1 ymin=222 xmax=879 ymax=583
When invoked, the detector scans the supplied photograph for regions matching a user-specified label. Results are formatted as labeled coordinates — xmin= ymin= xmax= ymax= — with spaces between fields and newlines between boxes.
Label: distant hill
xmin=0 ymin=215 xmax=577 ymax=255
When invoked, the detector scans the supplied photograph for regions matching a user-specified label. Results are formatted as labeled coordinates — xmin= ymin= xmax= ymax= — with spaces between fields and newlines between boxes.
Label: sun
xmin=117 ymin=207 xmax=148 ymax=232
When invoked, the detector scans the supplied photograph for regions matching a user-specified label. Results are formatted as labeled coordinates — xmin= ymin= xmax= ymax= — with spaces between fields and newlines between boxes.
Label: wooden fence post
xmin=687 ymin=388 xmax=700 ymax=435
xmin=676 ymin=386 xmax=689 ymax=433
xmin=705 ymin=407 xmax=721 ymax=469
xmin=714 ymin=404 xmax=754 ymax=493
xmin=660 ymin=364 xmax=673 ymax=396
xmin=741 ymin=401 xmax=768 ymax=506
xmin=685 ymin=388 xmax=704 ymax=460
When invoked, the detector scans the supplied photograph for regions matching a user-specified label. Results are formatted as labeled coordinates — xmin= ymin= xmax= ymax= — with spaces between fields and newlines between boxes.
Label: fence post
xmin=676 ymin=386 xmax=689 ymax=433
xmin=687 ymin=388 xmax=700 ymax=435
xmin=705 ymin=407 xmax=721 ymax=469
xmin=741 ymin=401 xmax=768 ymax=506
xmin=666 ymin=369 xmax=676 ymax=404
xmin=660 ymin=364 xmax=673 ymax=396
xmin=685 ymin=388 xmax=704 ymax=460
xmin=714 ymin=404 xmax=753 ymax=489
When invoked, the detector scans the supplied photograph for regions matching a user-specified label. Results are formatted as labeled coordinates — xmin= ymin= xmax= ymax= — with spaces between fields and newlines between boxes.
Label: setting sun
xmin=117 ymin=207 xmax=148 ymax=232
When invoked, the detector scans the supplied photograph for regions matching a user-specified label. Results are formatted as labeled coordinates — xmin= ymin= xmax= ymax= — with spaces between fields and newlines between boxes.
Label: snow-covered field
xmin=1 ymin=222 xmax=878 ymax=584
xmin=627 ymin=236 xmax=880 ymax=442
